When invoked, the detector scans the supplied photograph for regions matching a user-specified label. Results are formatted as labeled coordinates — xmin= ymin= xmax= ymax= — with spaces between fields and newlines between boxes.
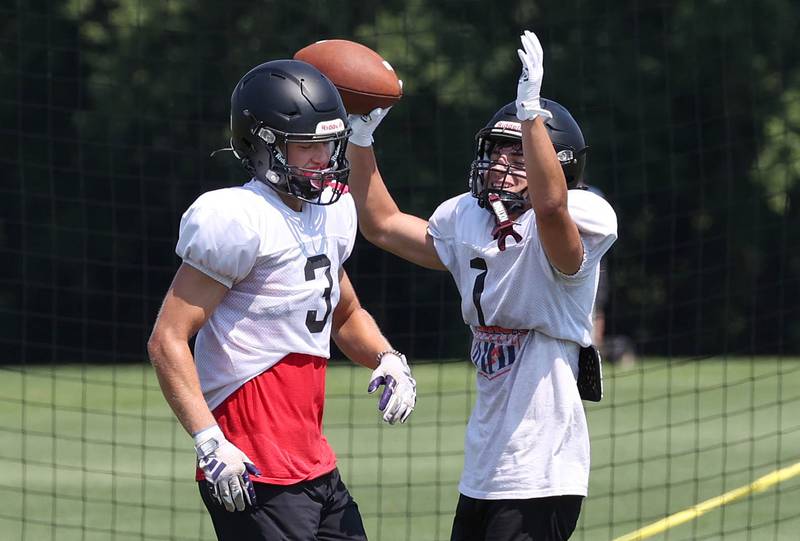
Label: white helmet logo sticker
xmin=494 ymin=120 xmax=521 ymax=133
xmin=316 ymin=118 xmax=345 ymax=134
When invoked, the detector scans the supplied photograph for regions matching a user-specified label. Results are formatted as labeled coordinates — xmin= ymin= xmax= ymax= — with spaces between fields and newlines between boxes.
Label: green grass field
xmin=1 ymin=358 xmax=799 ymax=541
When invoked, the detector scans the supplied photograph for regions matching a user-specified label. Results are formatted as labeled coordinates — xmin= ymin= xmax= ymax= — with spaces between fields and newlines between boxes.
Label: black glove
xmin=577 ymin=345 xmax=603 ymax=402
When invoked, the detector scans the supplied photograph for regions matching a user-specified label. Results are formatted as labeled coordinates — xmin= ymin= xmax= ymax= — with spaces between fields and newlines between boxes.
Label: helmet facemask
xmin=235 ymin=111 xmax=352 ymax=206
xmin=470 ymin=132 xmax=529 ymax=215
xmin=469 ymin=98 xmax=590 ymax=218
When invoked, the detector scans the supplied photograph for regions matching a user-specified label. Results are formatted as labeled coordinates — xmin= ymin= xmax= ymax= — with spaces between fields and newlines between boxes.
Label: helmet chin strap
xmin=488 ymin=193 xmax=522 ymax=251
xmin=503 ymin=188 xmax=529 ymax=215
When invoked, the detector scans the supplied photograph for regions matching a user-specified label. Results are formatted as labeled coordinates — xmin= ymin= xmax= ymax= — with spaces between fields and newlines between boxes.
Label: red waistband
xmin=474 ymin=325 xmax=530 ymax=335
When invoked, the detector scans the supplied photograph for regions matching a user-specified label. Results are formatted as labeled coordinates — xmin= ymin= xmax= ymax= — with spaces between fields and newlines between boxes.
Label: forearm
xmin=521 ymin=117 xmax=582 ymax=273
xmin=521 ymin=117 xmax=568 ymax=215
xmin=347 ymin=313 xmax=416 ymax=426
xmin=347 ymin=145 xmax=445 ymax=270
xmin=346 ymin=144 xmax=402 ymax=239
xmin=332 ymin=306 xmax=391 ymax=370
xmin=148 ymin=336 xmax=216 ymax=435
xmin=332 ymin=268 xmax=414 ymax=424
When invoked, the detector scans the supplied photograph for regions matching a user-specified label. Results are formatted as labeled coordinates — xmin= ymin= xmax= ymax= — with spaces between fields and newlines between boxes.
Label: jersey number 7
xmin=470 ymin=257 xmax=487 ymax=326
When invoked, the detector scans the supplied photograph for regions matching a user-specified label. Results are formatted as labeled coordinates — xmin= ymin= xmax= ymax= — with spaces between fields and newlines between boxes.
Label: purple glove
xmin=193 ymin=425 xmax=261 ymax=512
xmin=368 ymin=351 xmax=416 ymax=424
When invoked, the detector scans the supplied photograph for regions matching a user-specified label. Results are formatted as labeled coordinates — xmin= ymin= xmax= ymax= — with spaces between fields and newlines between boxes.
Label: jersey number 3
xmin=305 ymin=254 xmax=333 ymax=333
xmin=470 ymin=257 xmax=487 ymax=326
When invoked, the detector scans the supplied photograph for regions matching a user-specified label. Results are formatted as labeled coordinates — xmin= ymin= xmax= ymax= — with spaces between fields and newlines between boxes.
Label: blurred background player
xmin=147 ymin=59 xmax=416 ymax=541
xmin=344 ymin=31 xmax=617 ymax=541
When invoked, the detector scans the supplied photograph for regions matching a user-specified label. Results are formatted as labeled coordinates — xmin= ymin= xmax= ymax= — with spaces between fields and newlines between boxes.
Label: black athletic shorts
xmin=199 ymin=467 xmax=367 ymax=541
xmin=450 ymin=493 xmax=583 ymax=541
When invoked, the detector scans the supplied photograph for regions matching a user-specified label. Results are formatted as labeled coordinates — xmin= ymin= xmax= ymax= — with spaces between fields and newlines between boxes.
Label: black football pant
xmin=199 ymin=468 xmax=367 ymax=541
xmin=450 ymin=494 xmax=583 ymax=541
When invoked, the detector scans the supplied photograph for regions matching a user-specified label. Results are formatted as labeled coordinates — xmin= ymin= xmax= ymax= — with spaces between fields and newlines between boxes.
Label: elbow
xmin=147 ymin=331 xmax=168 ymax=368
xmin=358 ymin=221 xmax=380 ymax=244
xmin=358 ymin=220 xmax=391 ymax=249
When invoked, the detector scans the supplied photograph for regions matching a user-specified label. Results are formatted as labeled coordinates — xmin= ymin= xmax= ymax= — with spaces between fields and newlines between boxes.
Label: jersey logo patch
xmin=470 ymin=327 xmax=528 ymax=379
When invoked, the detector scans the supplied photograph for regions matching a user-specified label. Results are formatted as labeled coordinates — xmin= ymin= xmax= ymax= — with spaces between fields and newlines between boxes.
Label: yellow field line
xmin=612 ymin=461 xmax=800 ymax=541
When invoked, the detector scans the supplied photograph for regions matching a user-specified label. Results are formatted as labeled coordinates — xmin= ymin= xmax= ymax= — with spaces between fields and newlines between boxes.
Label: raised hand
xmin=515 ymin=30 xmax=552 ymax=121
xmin=348 ymin=107 xmax=392 ymax=147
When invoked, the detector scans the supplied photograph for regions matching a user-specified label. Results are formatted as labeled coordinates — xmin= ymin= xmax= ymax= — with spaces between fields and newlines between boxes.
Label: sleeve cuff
xmin=181 ymin=259 xmax=235 ymax=288
xmin=551 ymin=239 xmax=590 ymax=283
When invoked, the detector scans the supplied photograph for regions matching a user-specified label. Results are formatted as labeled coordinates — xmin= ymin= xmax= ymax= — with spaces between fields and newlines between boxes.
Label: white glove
xmin=368 ymin=350 xmax=416 ymax=424
xmin=347 ymin=107 xmax=392 ymax=147
xmin=515 ymin=30 xmax=553 ymax=121
xmin=193 ymin=425 xmax=261 ymax=512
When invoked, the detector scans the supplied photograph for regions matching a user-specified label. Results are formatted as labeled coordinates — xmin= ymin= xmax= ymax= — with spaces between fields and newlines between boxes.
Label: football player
xmin=345 ymin=30 xmax=618 ymax=541
xmin=147 ymin=59 xmax=416 ymax=541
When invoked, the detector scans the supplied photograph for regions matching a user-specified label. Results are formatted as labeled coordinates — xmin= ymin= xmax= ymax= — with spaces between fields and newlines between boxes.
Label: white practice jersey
xmin=428 ymin=189 xmax=617 ymax=499
xmin=176 ymin=179 xmax=357 ymax=409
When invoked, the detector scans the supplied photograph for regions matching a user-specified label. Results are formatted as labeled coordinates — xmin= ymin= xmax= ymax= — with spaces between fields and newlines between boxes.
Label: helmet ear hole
xmin=540 ymin=98 xmax=587 ymax=185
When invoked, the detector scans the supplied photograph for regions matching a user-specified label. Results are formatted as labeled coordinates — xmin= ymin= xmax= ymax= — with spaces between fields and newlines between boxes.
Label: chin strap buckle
xmin=488 ymin=193 xmax=522 ymax=251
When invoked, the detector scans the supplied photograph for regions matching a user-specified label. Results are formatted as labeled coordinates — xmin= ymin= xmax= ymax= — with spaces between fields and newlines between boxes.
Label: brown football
xmin=294 ymin=39 xmax=402 ymax=115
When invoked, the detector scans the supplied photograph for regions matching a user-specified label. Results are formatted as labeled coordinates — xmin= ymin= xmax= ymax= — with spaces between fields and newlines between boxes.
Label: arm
xmin=332 ymin=268 xmax=416 ymax=424
xmin=516 ymin=30 xmax=583 ymax=275
xmin=331 ymin=268 xmax=389 ymax=369
xmin=147 ymin=263 xmax=259 ymax=511
xmin=147 ymin=262 xmax=226 ymax=435
xmin=522 ymin=117 xmax=583 ymax=274
xmin=346 ymin=112 xmax=446 ymax=271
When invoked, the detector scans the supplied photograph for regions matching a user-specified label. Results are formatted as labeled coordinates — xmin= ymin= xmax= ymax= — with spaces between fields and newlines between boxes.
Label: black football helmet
xmin=229 ymin=59 xmax=352 ymax=205
xmin=469 ymin=98 xmax=588 ymax=211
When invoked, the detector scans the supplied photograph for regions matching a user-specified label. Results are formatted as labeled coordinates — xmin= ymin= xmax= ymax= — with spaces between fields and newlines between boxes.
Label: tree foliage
xmin=3 ymin=0 xmax=798 ymax=362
